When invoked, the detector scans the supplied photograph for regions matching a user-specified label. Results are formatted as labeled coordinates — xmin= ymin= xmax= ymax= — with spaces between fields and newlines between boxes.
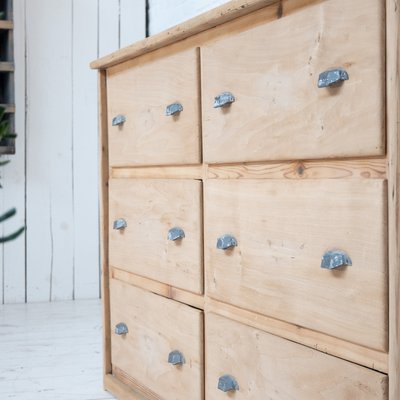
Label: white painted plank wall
xmin=2 ymin=0 xmax=145 ymax=303
xmin=149 ymin=0 xmax=230 ymax=34
xmin=4 ymin=0 xmax=227 ymax=304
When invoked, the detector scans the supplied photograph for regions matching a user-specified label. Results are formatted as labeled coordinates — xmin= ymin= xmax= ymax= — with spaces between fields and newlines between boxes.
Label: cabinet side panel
xmin=99 ymin=70 xmax=111 ymax=377
xmin=387 ymin=0 xmax=400 ymax=398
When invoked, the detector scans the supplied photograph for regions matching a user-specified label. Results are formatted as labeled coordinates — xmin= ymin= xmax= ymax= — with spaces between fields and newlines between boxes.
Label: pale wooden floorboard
xmin=0 ymin=299 xmax=115 ymax=400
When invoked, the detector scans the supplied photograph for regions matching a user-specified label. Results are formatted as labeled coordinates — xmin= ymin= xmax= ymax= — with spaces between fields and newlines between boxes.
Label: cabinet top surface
xmin=90 ymin=0 xmax=280 ymax=70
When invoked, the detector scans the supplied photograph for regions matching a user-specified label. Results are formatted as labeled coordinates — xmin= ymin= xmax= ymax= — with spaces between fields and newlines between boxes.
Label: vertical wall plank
xmin=72 ymin=0 xmax=100 ymax=299
xmin=149 ymin=0 xmax=230 ymax=34
xmin=98 ymin=0 xmax=120 ymax=57
xmin=3 ymin=0 xmax=26 ymax=303
xmin=120 ymin=0 xmax=146 ymax=48
xmin=26 ymin=0 xmax=74 ymax=302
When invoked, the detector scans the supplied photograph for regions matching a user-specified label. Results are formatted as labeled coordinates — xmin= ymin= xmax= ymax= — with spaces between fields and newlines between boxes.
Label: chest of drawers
xmin=92 ymin=0 xmax=400 ymax=398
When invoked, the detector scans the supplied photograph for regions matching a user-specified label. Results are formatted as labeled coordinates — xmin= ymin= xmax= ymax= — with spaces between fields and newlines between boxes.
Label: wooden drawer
xmin=107 ymin=45 xmax=201 ymax=167
xmin=206 ymin=313 xmax=387 ymax=400
xmin=109 ymin=179 xmax=203 ymax=294
xmin=204 ymin=179 xmax=387 ymax=351
xmin=201 ymin=0 xmax=384 ymax=164
xmin=110 ymin=279 xmax=204 ymax=400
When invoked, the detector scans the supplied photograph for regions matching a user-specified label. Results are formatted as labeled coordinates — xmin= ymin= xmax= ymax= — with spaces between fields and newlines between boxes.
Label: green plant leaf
xmin=0 ymin=208 xmax=16 ymax=223
xmin=0 ymin=226 xmax=25 ymax=243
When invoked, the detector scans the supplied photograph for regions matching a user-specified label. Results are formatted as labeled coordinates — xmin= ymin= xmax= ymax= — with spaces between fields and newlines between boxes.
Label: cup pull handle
xmin=318 ymin=68 xmax=349 ymax=88
xmin=218 ymin=375 xmax=239 ymax=392
xmin=115 ymin=322 xmax=129 ymax=335
xmin=168 ymin=350 xmax=185 ymax=365
xmin=167 ymin=227 xmax=185 ymax=241
xmin=321 ymin=249 xmax=352 ymax=269
xmin=166 ymin=102 xmax=183 ymax=116
xmin=112 ymin=114 xmax=126 ymax=126
xmin=214 ymin=92 xmax=235 ymax=108
xmin=113 ymin=218 xmax=127 ymax=230
xmin=216 ymin=234 xmax=237 ymax=250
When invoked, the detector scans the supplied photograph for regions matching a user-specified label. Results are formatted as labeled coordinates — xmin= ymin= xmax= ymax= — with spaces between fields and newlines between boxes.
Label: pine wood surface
xmin=99 ymin=70 xmax=112 ymax=377
xmin=93 ymin=0 xmax=400 ymax=398
xmin=202 ymin=0 xmax=385 ymax=163
xmin=111 ymin=267 xmax=205 ymax=310
xmin=90 ymin=0 xmax=280 ymax=69
xmin=109 ymin=179 xmax=203 ymax=294
xmin=204 ymin=179 xmax=388 ymax=351
xmin=110 ymin=279 xmax=204 ymax=400
xmin=387 ymin=0 xmax=400 ymax=397
xmin=206 ymin=313 xmax=388 ymax=400
xmin=107 ymin=46 xmax=201 ymax=167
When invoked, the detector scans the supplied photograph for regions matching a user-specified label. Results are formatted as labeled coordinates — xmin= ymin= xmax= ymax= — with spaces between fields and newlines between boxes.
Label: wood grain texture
xmin=111 ymin=267 xmax=205 ymax=310
xmin=0 ymin=104 xmax=15 ymax=113
xmin=91 ymin=0 xmax=280 ymax=69
xmin=0 ymin=61 xmax=14 ymax=71
xmin=105 ymin=374 xmax=147 ymax=400
xmin=109 ymin=179 xmax=203 ymax=294
xmin=206 ymin=298 xmax=388 ymax=373
xmin=107 ymin=45 xmax=201 ymax=167
xmin=202 ymin=0 xmax=385 ymax=163
xmin=205 ymin=179 xmax=388 ymax=351
xmin=99 ymin=70 xmax=112 ymax=377
xmin=387 ymin=0 xmax=400 ymax=398
xmin=206 ymin=313 xmax=388 ymax=400
xmin=113 ymin=367 xmax=162 ymax=400
xmin=111 ymin=165 xmax=204 ymax=180
xmin=0 ymin=20 xmax=13 ymax=29
xmin=207 ymin=158 xmax=387 ymax=180
xmin=110 ymin=279 xmax=204 ymax=400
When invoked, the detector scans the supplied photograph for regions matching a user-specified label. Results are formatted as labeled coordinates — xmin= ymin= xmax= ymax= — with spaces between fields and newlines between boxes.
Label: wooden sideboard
xmin=92 ymin=0 xmax=400 ymax=398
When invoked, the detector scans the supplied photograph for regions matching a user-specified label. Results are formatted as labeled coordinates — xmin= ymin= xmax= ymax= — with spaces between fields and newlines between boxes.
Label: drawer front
xmin=109 ymin=179 xmax=203 ymax=294
xmin=206 ymin=313 xmax=387 ymax=400
xmin=204 ymin=179 xmax=387 ymax=351
xmin=110 ymin=279 xmax=204 ymax=400
xmin=201 ymin=0 xmax=384 ymax=163
xmin=107 ymin=45 xmax=200 ymax=166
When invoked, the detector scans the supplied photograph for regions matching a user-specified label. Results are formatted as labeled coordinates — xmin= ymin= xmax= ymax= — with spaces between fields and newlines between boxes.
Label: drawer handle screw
xmin=113 ymin=218 xmax=127 ymax=230
xmin=218 ymin=375 xmax=239 ymax=392
xmin=321 ymin=249 xmax=352 ymax=270
xmin=165 ymin=102 xmax=183 ymax=116
xmin=168 ymin=350 xmax=185 ymax=365
xmin=115 ymin=322 xmax=129 ymax=335
xmin=318 ymin=68 xmax=349 ymax=88
xmin=112 ymin=114 xmax=126 ymax=126
xmin=167 ymin=227 xmax=185 ymax=241
xmin=216 ymin=234 xmax=237 ymax=250
xmin=214 ymin=92 xmax=235 ymax=108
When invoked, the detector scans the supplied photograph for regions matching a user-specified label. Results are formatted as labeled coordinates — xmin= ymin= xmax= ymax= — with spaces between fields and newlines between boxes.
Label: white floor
xmin=0 ymin=299 xmax=116 ymax=400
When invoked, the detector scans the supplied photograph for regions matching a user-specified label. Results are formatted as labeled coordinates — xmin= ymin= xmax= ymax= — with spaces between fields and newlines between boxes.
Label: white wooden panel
xmin=149 ymin=0 xmax=230 ymax=34
xmin=26 ymin=0 xmax=74 ymax=302
xmin=72 ymin=0 xmax=100 ymax=299
xmin=120 ymin=0 xmax=146 ymax=47
xmin=98 ymin=0 xmax=120 ymax=57
xmin=2 ymin=0 xmax=26 ymax=304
